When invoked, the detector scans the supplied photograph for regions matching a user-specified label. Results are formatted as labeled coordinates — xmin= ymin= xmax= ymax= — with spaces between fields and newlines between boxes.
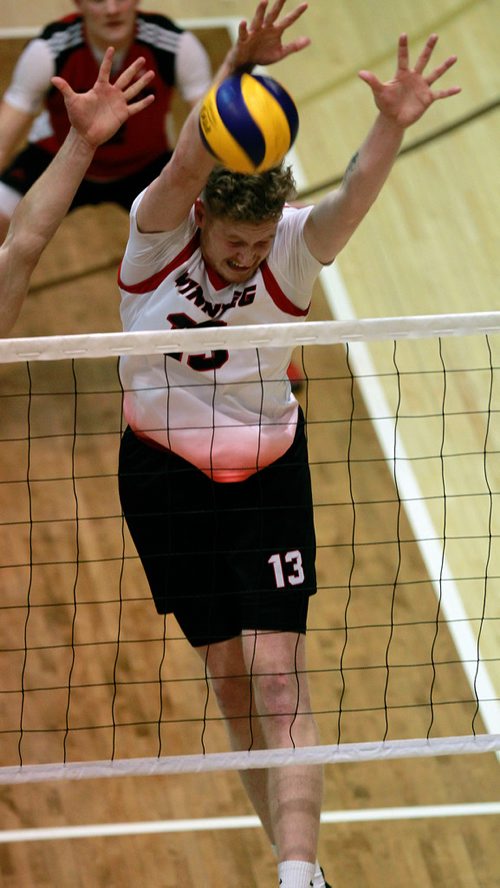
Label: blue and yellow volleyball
xmin=199 ymin=72 xmax=299 ymax=174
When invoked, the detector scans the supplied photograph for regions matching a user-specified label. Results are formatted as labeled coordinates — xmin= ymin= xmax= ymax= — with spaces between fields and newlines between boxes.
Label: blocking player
xmin=117 ymin=1 xmax=460 ymax=886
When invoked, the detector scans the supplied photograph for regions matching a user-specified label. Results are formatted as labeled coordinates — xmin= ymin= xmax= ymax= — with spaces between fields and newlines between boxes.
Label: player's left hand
xmin=232 ymin=0 xmax=311 ymax=70
xmin=358 ymin=33 xmax=461 ymax=128
xmin=51 ymin=47 xmax=155 ymax=148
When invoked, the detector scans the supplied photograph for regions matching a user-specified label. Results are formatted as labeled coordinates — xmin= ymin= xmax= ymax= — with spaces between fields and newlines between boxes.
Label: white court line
xmin=1 ymin=802 xmax=500 ymax=844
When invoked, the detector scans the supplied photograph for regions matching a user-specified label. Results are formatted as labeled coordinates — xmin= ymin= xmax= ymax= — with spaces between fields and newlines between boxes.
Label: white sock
xmin=273 ymin=847 xmax=326 ymax=887
xmin=278 ymin=859 xmax=316 ymax=887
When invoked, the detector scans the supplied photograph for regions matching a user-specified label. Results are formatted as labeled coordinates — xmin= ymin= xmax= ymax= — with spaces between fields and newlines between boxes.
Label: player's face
xmin=74 ymin=0 xmax=139 ymax=51
xmin=196 ymin=205 xmax=279 ymax=284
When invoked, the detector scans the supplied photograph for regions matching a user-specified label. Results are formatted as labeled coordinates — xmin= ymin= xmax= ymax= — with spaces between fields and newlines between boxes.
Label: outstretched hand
xmin=231 ymin=0 xmax=310 ymax=70
xmin=51 ymin=47 xmax=155 ymax=148
xmin=359 ymin=34 xmax=461 ymax=128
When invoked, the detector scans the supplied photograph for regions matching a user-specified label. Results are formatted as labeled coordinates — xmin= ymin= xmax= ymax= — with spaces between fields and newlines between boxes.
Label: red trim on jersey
xmin=260 ymin=261 xmax=309 ymax=316
xmin=205 ymin=260 xmax=230 ymax=291
xmin=118 ymin=230 xmax=201 ymax=293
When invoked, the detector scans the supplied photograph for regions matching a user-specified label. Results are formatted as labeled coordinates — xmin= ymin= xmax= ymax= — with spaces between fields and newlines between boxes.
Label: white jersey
xmin=119 ymin=195 xmax=322 ymax=482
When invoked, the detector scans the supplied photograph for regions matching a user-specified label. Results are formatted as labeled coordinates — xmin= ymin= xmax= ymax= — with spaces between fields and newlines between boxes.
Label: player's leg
xmin=241 ymin=629 xmax=323 ymax=867
xmin=194 ymin=635 xmax=276 ymax=844
xmin=196 ymin=630 xmax=327 ymax=888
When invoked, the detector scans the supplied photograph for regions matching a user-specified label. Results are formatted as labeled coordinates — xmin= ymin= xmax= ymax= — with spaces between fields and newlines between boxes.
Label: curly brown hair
xmin=202 ymin=165 xmax=297 ymax=223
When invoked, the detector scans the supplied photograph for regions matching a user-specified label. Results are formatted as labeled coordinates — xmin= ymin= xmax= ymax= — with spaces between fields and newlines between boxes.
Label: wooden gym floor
xmin=0 ymin=1 xmax=499 ymax=886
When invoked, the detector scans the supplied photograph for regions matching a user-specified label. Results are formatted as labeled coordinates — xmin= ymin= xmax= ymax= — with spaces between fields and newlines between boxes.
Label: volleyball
xmin=199 ymin=72 xmax=299 ymax=174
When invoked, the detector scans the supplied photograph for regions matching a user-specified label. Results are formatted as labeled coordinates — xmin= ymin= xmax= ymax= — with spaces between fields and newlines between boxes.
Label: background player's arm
xmin=0 ymin=50 xmax=155 ymax=336
xmin=0 ymin=102 xmax=35 ymax=174
xmin=0 ymin=38 xmax=55 ymax=174
xmin=164 ymin=31 xmax=213 ymax=149
xmin=304 ymin=34 xmax=461 ymax=264
xmin=175 ymin=31 xmax=213 ymax=109
xmin=136 ymin=0 xmax=310 ymax=235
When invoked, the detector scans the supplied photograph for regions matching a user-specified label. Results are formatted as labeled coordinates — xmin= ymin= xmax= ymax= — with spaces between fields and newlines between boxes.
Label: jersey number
xmin=167 ymin=312 xmax=229 ymax=371
xmin=268 ymin=551 xmax=305 ymax=588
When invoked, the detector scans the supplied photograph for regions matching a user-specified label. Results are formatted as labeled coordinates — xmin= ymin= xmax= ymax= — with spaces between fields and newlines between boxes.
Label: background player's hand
xmin=230 ymin=0 xmax=310 ymax=71
xmin=359 ymin=34 xmax=461 ymax=129
xmin=51 ymin=47 xmax=155 ymax=148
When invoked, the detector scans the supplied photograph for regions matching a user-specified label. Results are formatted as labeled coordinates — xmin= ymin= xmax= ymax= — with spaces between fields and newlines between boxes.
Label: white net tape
xmin=1 ymin=734 xmax=499 ymax=785
xmin=1 ymin=312 xmax=499 ymax=363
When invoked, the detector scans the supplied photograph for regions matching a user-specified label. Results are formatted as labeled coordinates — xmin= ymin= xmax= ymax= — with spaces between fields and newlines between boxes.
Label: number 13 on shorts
xmin=268 ymin=550 xmax=305 ymax=588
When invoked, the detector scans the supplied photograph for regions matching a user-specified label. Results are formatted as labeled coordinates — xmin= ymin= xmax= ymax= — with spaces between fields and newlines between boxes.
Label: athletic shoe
xmin=278 ymin=882 xmax=313 ymax=887
xmin=321 ymin=866 xmax=332 ymax=888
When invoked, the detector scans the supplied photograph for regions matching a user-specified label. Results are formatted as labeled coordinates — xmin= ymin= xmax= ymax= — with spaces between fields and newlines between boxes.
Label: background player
xmin=0 ymin=0 xmax=212 ymax=243
xmin=0 ymin=48 xmax=155 ymax=335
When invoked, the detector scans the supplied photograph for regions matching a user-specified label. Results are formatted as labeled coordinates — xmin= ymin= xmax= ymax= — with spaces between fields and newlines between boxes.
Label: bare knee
xmin=253 ymin=671 xmax=319 ymax=745
xmin=210 ymin=673 xmax=252 ymax=720
xmin=253 ymin=670 xmax=307 ymax=721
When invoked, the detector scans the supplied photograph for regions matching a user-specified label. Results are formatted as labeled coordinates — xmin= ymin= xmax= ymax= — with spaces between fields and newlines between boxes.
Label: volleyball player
xmin=0 ymin=0 xmax=212 ymax=244
xmin=0 ymin=49 xmax=155 ymax=335
xmin=117 ymin=1 xmax=460 ymax=886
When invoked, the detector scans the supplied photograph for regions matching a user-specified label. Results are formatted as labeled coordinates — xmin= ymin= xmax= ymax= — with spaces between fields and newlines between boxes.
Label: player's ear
xmin=194 ymin=198 xmax=206 ymax=228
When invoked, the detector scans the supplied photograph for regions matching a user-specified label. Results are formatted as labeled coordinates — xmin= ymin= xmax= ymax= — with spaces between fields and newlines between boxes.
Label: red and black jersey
xmin=36 ymin=12 xmax=182 ymax=180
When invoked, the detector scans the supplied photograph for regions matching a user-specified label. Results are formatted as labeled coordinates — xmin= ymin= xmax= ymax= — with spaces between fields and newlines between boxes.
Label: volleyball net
xmin=1 ymin=312 xmax=499 ymax=784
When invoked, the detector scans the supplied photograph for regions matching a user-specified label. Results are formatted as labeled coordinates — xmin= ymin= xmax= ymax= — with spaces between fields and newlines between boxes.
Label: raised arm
xmin=304 ymin=33 xmax=461 ymax=264
xmin=136 ymin=0 xmax=311 ymax=235
xmin=0 ymin=49 xmax=155 ymax=336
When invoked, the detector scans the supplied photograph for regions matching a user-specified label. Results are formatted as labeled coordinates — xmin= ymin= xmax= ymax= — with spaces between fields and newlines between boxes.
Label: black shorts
xmin=0 ymin=144 xmax=172 ymax=212
xmin=118 ymin=412 xmax=317 ymax=647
